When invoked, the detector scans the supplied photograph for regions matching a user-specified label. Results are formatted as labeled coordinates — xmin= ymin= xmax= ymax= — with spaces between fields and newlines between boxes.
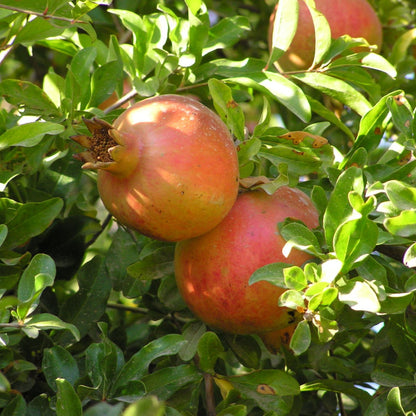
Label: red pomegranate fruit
xmin=269 ymin=0 xmax=383 ymax=71
xmin=72 ymin=94 xmax=240 ymax=242
xmin=174 ymin=187 xmax=319 ymax=335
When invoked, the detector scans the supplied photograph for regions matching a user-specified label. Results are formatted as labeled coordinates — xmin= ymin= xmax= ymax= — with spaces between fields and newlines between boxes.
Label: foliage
xmin=1 ymin=0 xmax=416 ymax=415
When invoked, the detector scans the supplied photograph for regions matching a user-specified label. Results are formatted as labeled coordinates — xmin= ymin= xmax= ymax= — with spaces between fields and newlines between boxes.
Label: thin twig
xmin=106 ymin=302 xmax=149 ymax=314
xmin=204 ymin=373 xmax=216 ymax=416
xmin=337 ymin=391 xmax=347 ymax=416
xmin=0 ymin=5 xmax=87 ymax=24
xmin=85 ymin=213 xmax=112 ymax=248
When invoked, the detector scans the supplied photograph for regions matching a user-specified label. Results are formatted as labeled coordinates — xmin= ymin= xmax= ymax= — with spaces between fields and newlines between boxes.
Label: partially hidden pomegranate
xmin=175 ymin=186 xmax=319 ymax=335
xmin=269 ymin=0 xmax=383 ymax=71
xmin=72 ymin=94 xmax=240 ymax=242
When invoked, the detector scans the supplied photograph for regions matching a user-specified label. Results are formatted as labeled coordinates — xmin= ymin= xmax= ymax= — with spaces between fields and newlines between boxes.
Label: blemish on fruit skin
xmin=256 ymin=384 xmax=276 ymax=395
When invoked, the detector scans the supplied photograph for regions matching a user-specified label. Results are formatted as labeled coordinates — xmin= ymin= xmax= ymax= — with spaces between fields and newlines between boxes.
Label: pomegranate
xmin=72 ymin=94 xmax=239 ymax=241
xmin=175 ymin=187 xmax=319 ymax=335
xmin=269 ymin=0 xmax=383 ymax=71
xmin=260 ymin=322 xmax=298 ymax=354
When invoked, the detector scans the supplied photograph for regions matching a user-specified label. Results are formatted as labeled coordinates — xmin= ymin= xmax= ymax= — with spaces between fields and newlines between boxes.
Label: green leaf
xmin=42 ymin=346 xmax=80 ymax=392
xmin=123 ymin=396 xmax=165 ymax=416
xmin=59 ymin=256 xmax=112 ymax=344
xmin=0 ymin=122 xmax=64 ymax=151
xmin=141 ymin=364 xmax=201 ymax=401
xmin=289 ymin=320 xmax=311 ymax=356
xmin=17 ymin=254 xmax=55 ymax=303
xmin=334 ymin=217 xmax=378 ymax=272
xmin=404 ymin=243 xmax=416 ymax=268
xmin=231 ymin=368 xmax=300 ymax=397
xmin=0 ymin=394 xmax=27 ymax=416
xmin=89 ymin=60 xmax=123 ymax=108
xmin=223 ymin=334 xmax=262 ymax=369
xmin=384 ymin=210 xmax=416 ymax=237
xmin=268 ymin=0 xmax=299 ymax=63
xmin=341 ymin=90 xmax=400 ymax=168
xmin=338 ymin=279 xmax=380 ymax=313
xmin=323 ymin=166 xmax=364 ymax=249
xmin=229 ymin=71 xmax=311 ymax=122
xmin=25 ymin=313 xmax=80 ymax=341
xmin=390 ymin=27 xmax=416 ymax=66
xmin=111 ymin=334 xmax=187 ymax=394
xmin=56 ymin=378 xmax=82 ymax=416
xmin=283 ymin=266 xmax=307 ymax=291
xmin=280 ymin=222 xmax=324 ymax=259
xmin=2 ymin=198 xmax=63 ymax=250
xmin=0 ymin=80 xmax=60 ymax=117
xmin=387 ymin=94 xmax=413 ymax=136
xmin=385 ymin=180 xmax=416 ymax=210
xmin=204 ymin=16 xmax=251 ymax=55
xmin=85 ymin=338 xmax=124 ymax=397
xmin=127 ymin=244 xmax=175 ymax=280
xmin=279 ymin=290 xmax=304 ymax=309
xmin=292 ymin=72 xmax=371 ymax=116
xmin=249 ymin=262 xmax=292 ymax=287
xmin=179 ymin=321 xmax=207 ymax=362
xmin=197 ymin=331 xmax=224 ymax=372
xmin=386 ymin=387 xmax=407 ymax=416
xmin=0 ymin=224 xmax=8 ymax=247
xmin=373 ymin=365 xmax=414 ymax=387
xmin=83 ymin=403 xmax=124 ymax=416
xmin=208 ymin=78 xmax=245 ymax=141
xmin=304 ymin=0 xmax=332 ymax=68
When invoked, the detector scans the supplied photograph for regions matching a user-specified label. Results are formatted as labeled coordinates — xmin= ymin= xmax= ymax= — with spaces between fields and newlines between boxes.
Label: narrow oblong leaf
xmin=338 ymin=280 xmax=380 ymax=313
xmin=269 ymin=0 xmax=299 ymax=63
xmin=2 ymin=198 xmax=63 ymax=250
xmin=17 ymin=254 xmax=56 ymax=303
xmin=42 ymin=346 xmax=80 ymax=392
xmin=25 ymin=313 xmax=80 ymax=341
xmin=0 ymin=122 xmax=64 ymax=151
xmin=56 ymin=378 xmax=82 ymax=416
xmin=323 ymin=166 xmax=364 ymax=249
xmin=197 ymin=331 xmax=224 ymax=372
xmin=289 ymin=320 xmax=311 ymax=355
xmin=111 ymin=334 xmax=187 ymax=394
xmin=304 ymin=0 xmax=331 ymax=68
xmin=292 ymin=72 xmax=371 ymax=116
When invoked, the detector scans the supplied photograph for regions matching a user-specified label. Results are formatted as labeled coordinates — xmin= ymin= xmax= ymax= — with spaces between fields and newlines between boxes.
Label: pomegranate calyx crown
xmin=72 ymin=117 xmax=126 ymax=171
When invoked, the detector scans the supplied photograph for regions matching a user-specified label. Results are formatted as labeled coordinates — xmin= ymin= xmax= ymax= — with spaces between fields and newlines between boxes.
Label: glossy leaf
xmin=2 ymin=198 xmax=63 ymax=250
xmin=123 ymin=396 xmax=165 ymax=416
xmin=25 ymin=313 xmax=80 ymax=341
xmin=305 ymin=0 xmax=331 ymax=68
xmin=323 ymin=166 xmax=364 ymax=249
xmin=249 ymin=262 xmax=293 ymax=287
xmin=56 ymin=378 xmax=82 ymax=416
xmin=292 ymin=72 xmax=371 ymax=116
xmin=111 ymin=334 xmax=187 ymax=394
xmin=197 ymin=331 xmax=224 ymax=372
xmin=208 ymin=78 xmax=245 ymax=141
xmin=58 ymin=256 xmax=112 ymax=344
xmin=17 ymin=254 xmax=55 ymax=303
xmin=42 ymin=346 xmax=80 ymax=392
xmin=268 ymin=0 xmax=299 ymax=63
xmin=289 ymin=320 xmax=311 ymax=355
xmin=338 ymin=279 xmax=380 ymax=313
xmin=0 ymin=122 xmax=64 ymax=150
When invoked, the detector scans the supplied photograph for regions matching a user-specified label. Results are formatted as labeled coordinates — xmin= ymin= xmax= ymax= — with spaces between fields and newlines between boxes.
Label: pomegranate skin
xmin=75 ymin=95 xmax=239 ymax=242
xmin=269 ymin=0 xmax=383 ymax=71
xmin=175 ymin=187 xmax=319 ymax=335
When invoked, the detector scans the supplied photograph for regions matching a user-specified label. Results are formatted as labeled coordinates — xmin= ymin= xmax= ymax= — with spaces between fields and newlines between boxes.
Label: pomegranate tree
xmin=269 ymin=0 xmax=383 ymax=71
xmin=72 ymin=94 xmax=239 ymax=242
xmin=175 ymin=186 xmax=319 ymax=335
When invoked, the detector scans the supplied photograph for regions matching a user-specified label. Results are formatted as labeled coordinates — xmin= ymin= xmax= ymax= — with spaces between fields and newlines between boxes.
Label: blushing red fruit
xmin=269 ymin=0 xmax=383 ymax=71
xmin=72 ymin=94 xmax=239 ymax=242
xmin=175 ymin=187 xmax=319 ymax=335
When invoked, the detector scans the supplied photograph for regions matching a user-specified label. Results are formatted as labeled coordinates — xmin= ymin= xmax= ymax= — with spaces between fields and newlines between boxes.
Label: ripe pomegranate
xmin=72 ymin=94 xmax=239 ymax=242
xmin=269 ymin=0 xmax=383 ymax=71
xmin=175 ymin=187 xmax=319 ymax=335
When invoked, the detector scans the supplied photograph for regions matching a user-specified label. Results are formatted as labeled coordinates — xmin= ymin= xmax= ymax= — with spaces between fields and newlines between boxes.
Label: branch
xmin=85 ymin=214 xmax=112 ymax=248
xmin=204 ymin=372 xmax=217 ymax=416
xmin=0 ymin=5 xmax=88 ymax=24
